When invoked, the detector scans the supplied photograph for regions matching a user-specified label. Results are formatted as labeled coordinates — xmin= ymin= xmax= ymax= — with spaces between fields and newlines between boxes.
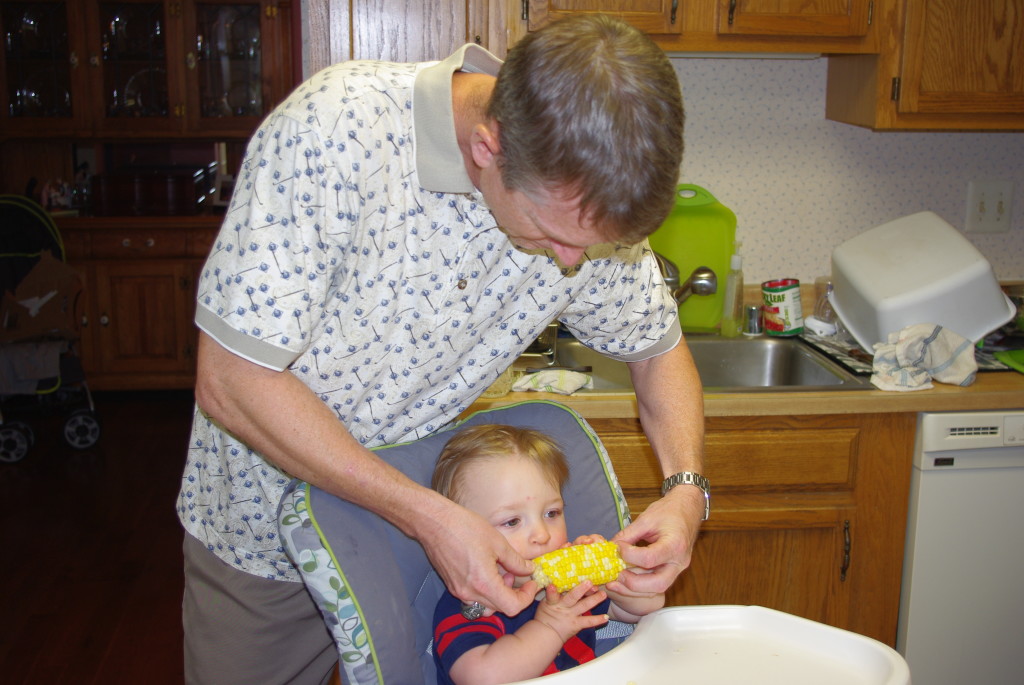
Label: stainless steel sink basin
xmin=542 ymin=335 xmax=871 ymax=392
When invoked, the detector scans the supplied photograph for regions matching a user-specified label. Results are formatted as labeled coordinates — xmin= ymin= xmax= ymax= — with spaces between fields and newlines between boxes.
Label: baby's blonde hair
xmin=432 ymin=424 xmax=569 ymax=505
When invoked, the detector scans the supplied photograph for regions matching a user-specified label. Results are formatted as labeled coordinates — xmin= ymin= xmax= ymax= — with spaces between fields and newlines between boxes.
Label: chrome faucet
xmin=654 ymin=252 xmax=718 ymax=304
xmin=676 ymin=266 xmax=717 ymax=303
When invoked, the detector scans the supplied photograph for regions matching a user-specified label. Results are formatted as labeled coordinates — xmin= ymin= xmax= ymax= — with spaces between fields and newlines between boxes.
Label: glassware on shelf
xmin=3 ymin=1 xmax=72 ymax=118
xmin=196 ymin=3 xmax=262 ymax=119
xmin=99 ymin=1 xmax=167 ymax=118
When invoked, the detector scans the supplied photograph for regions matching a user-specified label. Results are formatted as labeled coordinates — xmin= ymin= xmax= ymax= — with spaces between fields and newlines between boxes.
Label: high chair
xmin=279 ymin=399 xmax=633 ymax=685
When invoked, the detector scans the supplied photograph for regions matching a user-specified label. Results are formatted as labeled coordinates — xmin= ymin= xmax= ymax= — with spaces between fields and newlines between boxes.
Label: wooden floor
xmin=1 ymin=390 xmax=195 ymax=684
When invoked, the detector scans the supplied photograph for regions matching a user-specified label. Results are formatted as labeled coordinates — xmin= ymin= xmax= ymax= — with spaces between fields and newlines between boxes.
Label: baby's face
xmin=458 ymin=456 xmax=568 ymax=564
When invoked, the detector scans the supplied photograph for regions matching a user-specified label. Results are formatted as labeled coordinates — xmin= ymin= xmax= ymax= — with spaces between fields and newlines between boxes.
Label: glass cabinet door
xmin=184 ymin=0 xmax=291 ymax=136
xmin=195 ymin=2 xmax=261 ymax=117
xmin=90 ymin=0 xmax=181 ymax=134
xmin=0 ymin=0 xmax=89 ymax=135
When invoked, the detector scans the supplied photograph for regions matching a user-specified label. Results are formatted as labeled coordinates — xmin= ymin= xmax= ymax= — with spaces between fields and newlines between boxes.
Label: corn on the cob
xmin=531 ymin=541 xmax=626 ymax=592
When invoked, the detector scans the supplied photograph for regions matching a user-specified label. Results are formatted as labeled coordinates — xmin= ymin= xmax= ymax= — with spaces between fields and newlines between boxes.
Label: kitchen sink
xmin=541 ymin=334 xmax=871 ymax=393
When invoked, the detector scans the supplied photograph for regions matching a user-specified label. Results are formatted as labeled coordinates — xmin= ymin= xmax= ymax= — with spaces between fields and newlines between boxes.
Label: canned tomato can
xmin=761 ymin=279 xmax=804 ymax=336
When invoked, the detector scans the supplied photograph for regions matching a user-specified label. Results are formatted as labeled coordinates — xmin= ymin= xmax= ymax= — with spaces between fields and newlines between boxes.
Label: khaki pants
xmin=182 ymin=535 xmax=337 ymax=685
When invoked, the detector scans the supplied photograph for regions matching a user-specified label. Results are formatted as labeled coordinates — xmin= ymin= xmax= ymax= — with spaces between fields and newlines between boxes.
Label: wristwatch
xmin=661 ymin=471 xmax=711 ymax=521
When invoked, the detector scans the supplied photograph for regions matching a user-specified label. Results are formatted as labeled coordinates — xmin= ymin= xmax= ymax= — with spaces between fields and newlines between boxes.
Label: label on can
xmin=762 ymin=279 xmax=804 ymax=336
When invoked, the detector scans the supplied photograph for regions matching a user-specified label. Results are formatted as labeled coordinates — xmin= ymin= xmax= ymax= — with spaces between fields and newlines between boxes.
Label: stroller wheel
xmin=63 ymin=410 xmax=101 ymax=449
xmin=0 ymin=421 xmax=34 ymax=463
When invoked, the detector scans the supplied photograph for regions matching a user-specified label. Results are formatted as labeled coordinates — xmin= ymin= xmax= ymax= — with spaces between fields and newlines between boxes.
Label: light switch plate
xmin=965 ymin=180 xmax=1013 ymax=233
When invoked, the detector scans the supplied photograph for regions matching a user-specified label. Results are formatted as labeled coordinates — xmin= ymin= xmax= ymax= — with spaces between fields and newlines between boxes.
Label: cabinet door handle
xmin=100 ymin=314 xmax=110 ymax=327
xmin=70 ymin=51 xmax=79 ymax=69
xmin=186 ymin=51 xmax=196 ymax=70
xmin=840 ymin=520 xmax=851 ymax=582
xmin=81 ymin=315 xmax=89 ymax=327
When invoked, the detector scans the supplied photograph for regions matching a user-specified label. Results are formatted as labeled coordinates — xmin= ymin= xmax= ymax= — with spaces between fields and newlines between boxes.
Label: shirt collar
xmin=413 ymin=44 xmax=502 ymax=193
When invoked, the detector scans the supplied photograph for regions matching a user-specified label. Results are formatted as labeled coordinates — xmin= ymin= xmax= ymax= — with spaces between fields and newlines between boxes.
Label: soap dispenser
xmin=720 ymin=248 xmax=744 ymax=338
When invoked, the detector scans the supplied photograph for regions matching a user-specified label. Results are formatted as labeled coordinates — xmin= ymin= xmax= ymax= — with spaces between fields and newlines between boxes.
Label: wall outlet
xmin=965 ymin=180 xmax=1014 ymax=233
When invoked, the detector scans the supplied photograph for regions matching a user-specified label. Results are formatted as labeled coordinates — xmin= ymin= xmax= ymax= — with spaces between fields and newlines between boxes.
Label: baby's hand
xmin=533 ymin=581 xmax=609 ymax=643
xmin=570 ymin=533 xmax=607 ymax=546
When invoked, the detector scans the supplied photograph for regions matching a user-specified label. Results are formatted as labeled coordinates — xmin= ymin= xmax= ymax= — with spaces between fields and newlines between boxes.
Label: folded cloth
xmin=512 ymin=370 xmax=593 ymax=395
xmin=0 ymin=340 xmax=66 ymax=394
xmin=870 ymin=323 xmax=977 ymax=391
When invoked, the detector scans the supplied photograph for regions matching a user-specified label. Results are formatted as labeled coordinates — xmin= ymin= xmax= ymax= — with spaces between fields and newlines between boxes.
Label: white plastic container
xmin=828 ymin=211 xmax=1015 ymax=351
xmin=507 ymin=606 xmax=910 ymax=685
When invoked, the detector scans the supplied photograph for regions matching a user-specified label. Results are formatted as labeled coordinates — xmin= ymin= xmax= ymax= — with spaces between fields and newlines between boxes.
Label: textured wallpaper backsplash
xmin=670 ymin=56 xmax=1024 ymax=284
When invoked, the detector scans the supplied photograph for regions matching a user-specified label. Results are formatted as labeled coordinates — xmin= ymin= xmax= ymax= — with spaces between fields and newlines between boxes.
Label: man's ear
xmin=469 ymin=120 xmax=501 ymax=169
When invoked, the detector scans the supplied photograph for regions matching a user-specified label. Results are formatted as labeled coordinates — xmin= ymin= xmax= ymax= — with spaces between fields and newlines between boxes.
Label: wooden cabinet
xmin=0 ymin=0 xmax=293 ymax=140
xmin=826 ymin=0 xmax=1024 ymax=130
xmin=62 ymin=217 xmax=216 ymax=389
xmin=714 ymin=0 xmax=872 ymax=38
xmin=527 ymin=0 xmax=682 ymax=36
xmin=590 ymin=412 xmax=915 ymax=646
xmin=521 ymin=0 xmax=878 ymax=55
xmin=305 ymin=0 xmax=877 ymax=72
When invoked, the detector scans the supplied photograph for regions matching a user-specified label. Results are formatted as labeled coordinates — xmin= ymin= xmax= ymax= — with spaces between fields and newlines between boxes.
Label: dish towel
xmin=870 ymin=323 xmax=978 ymax=391
xmin=512 ymin=370 xmax=593 ymax=395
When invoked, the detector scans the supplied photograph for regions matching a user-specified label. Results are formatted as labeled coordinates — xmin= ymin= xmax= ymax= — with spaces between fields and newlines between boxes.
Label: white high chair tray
xmin=510 ymin=605 xmax=910 ymax=685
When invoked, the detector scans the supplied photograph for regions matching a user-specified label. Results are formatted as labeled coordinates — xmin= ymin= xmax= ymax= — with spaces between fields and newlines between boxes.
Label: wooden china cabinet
xmin=0 ymin=0 xmax=292 ymax=139
xmin=1 ymin=0 xmax=295 ymax=389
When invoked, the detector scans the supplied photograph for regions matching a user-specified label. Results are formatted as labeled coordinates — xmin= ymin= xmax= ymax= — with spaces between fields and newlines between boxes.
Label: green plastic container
xmin=648 ymin=184 xmax=737 ymax=332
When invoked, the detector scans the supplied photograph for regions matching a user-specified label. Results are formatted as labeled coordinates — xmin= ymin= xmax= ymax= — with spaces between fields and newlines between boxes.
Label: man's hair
xmin=488 ymin=13 xmax=684 ymax=244
xmin=432 ymin=424 xmax=570 ymax=505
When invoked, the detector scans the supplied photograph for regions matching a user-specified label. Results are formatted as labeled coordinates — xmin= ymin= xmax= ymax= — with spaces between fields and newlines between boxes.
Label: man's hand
xmin=611 ymin=480 xmax=704 ymax=594
xmin=420 ymin=500 xmax=538 ymax=617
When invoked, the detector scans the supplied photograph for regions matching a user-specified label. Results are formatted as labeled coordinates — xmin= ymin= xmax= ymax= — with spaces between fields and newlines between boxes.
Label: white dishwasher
xmin=897 ymin=410 xmax=1024 ymax=685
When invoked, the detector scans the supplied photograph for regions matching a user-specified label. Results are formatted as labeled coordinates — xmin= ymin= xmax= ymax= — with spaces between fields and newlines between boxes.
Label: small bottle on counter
xmin=720 ymin=250 xmax=744 ymax=337
xmin=743 ymin=305 xmax=763 ymax=336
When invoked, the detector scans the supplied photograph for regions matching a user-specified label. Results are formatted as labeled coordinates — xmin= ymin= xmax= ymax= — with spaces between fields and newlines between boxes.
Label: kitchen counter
xmin=467 ymin=370 xmax=1024 ymax=420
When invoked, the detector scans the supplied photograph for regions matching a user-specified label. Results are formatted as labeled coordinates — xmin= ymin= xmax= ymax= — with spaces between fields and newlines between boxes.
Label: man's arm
xmin=614 ymin=341 xmax=706 ymax=593
xmin=194 ymin=332 xmax=536 ymax=615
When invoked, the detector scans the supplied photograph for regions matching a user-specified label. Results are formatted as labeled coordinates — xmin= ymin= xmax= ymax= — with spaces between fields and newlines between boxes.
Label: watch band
xmin=661 ymin=471 xmax=710 ymax=521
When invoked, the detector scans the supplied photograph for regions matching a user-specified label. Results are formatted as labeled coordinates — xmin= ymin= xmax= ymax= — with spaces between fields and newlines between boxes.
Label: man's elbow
xmin=193 ymin=333 xmax=243 ymax=420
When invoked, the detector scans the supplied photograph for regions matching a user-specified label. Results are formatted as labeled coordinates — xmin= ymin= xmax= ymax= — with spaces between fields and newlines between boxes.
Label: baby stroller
xmin=0 ymin=194 xmax=100 ymax=463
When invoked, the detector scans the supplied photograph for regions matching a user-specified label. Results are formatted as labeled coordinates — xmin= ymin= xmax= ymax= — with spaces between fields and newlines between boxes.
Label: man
xmin=179 ymin=13 xmax=706 ymax=684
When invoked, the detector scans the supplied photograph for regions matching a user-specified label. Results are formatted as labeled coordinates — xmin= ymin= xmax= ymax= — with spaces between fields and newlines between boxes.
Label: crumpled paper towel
xmin=512 ymin=370 xmax=593 ymax=395
xmin=870 ymin=323 xmax=977 ymax=391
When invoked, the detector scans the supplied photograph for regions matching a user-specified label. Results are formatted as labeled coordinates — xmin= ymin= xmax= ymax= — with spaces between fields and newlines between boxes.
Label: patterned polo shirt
xmin=178 ymin=45 xmax=681 ymax=579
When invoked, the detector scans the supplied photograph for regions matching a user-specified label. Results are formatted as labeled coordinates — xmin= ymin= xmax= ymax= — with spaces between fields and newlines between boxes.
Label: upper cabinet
xmin=527 ymin=1 xmax=682 ymax=36
xmin=302 ymin=1 xmax=880 ymax=72
xmin=522 ymin=0 xmax=878 ymax=54
xmin=0 ymin=0 xmax=293 ymax=140
xmin=826 ymin=0 xmax=1024 ymax=130
xmin=714 ymin=0 xmax=872 ymax=38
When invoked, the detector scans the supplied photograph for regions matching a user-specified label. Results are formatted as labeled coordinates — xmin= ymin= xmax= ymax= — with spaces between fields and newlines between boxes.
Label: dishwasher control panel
xmin=915 ymin=411 xmax=1024 ymax=470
